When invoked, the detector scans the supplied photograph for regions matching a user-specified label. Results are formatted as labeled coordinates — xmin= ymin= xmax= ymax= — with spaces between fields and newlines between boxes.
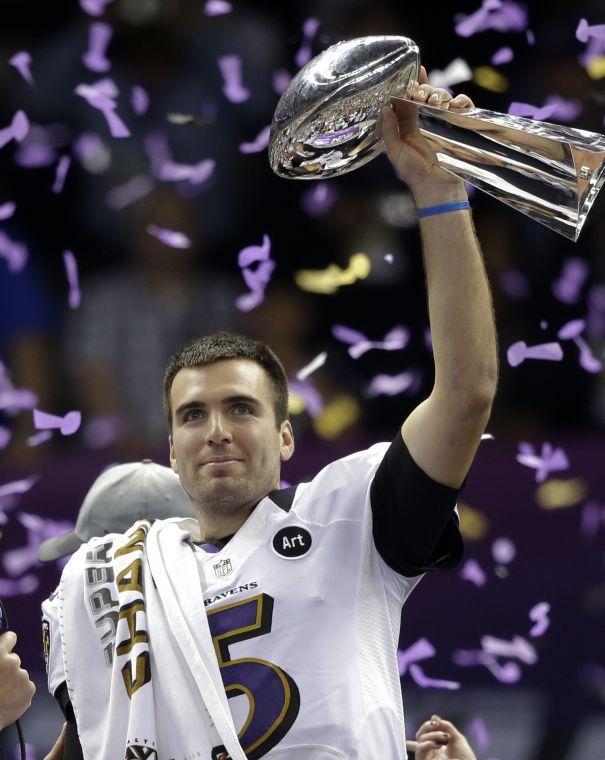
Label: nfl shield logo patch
xmin=213 ymin=558 xmax=233 ymax=578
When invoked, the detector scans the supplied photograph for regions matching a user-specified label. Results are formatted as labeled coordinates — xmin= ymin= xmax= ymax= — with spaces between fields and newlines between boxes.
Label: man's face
xmin=169 ymin=359 xmax=294 ymax=515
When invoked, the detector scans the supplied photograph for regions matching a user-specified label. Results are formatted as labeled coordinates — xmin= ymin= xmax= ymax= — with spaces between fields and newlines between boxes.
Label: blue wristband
xmin=417 ymin=200 xmax=470 ymax=218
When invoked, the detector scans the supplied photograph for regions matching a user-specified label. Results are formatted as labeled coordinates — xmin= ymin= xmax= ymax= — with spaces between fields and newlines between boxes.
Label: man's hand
xmin=0 ymin=631 xmax=36 ymax=730
xmin=44 ymin=722 xmax=67 ymax=760
xmin=379 ymin=66 xmax=474 ymax=198
xmin=406 ymin=715 xmax=477 ymax=760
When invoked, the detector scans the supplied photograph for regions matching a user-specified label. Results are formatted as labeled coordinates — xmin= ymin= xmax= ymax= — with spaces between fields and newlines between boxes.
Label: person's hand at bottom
xmin=406 ymin=715 xmax=477 ymax=760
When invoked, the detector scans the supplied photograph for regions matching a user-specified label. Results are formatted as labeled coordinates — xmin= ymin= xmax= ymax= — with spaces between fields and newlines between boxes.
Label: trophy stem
xmin=392 ymin=96 xmax=605 ymax=241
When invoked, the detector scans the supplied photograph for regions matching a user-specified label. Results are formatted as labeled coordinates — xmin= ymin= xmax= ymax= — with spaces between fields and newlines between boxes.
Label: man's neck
xmin=193 ymin=483 xmax=283 ymax=543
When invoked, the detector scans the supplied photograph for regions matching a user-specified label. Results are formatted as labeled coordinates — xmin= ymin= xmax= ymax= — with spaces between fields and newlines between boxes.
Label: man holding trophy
xmin=41 ymin=59 xmax=494 ymax=758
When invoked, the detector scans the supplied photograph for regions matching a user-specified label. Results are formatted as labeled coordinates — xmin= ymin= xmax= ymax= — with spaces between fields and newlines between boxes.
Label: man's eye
xmin=233 ymin=404 xmax=252 ymax=415
xmin=184 ymin=409 xmax=203 ymax=421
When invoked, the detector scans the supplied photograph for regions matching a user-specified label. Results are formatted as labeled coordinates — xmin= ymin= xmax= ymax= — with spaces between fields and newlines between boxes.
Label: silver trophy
xmin=268 ymin=36 xmax=605 ymax=241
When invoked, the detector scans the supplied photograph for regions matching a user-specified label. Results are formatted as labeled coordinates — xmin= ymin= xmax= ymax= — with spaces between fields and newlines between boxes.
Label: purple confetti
xmin=460 ymin=558 xmax=487 ymax=587
xmin=455 ymin=0 xmax=528 ymax=38
xmin=146 ymin=224 xmax=192 ymax=249
xmin=507 ymin=340 xmax=563 ymax=367
xmin=0 ymin=427 xmax=11 ymax=450
xmin=508 ymin=97 xmax=581 ymax=123
xmin=239 ymin=125 xmax=271 ymax=154
xmin=0 ymin=476 xmax=39 ymax=506
xmin=331 ymin=324 xmax=409 ymax=358
xmin=587 ymin=285 xmax=605 ymax=339
xmin=52 ymin=155 xmax=71 ymax=194
xmin=273 ymin=69 xmax=292 ymax=95
xmin=552 ymin=257 xmax=589 ymax=304
xmin=453 ymin=649 xmax=522 ymax=683
xmin=580 ymin=500 xmax=605 ymax=540
xmin=238 ymin=234 xmax=271 ymax=268
xmin=526 ymin=28 xmax=535 ymax=45
xmin=73 ymin=132 xmax=109 ymax=172
xmin=409 ymin=663 xmax=461 ymax=690
xmin=218 ymin=55 xmax=250 ymax=103
xmin=576 ymin=18 xmax=605 ymax=44
xmin=366 ymin=371 xmax=421 ymax=397
xmin=384 ymin=254 xmax=394 ymax=264
xmin=482 ymin=634 xmax=538 ymax=664
xmin=295 ymin=17 xmax=320 ymax=68
xmin=83 ymin=414 xmax=128 ymax=448
xmin=491 ymin=46 xmax=514 ymax=65
xmin=106 ymin=174 xmax=154 ymax=210
xmin=491 ymin=537 xmax=516 ymax=565
xmin=397 ymin=638 xmax=436 ymax=676
xmin=301 ymin=182 xmax=339 ymax=217
xmin=9 ymin=51 xmax=34 ymax=87
xmin=33 ymin=409 xmax=81 ymax=436
xmin=508 ymin=101 xmax=558 ymax=121
xmin=144 ymin=130 xmax=171 ymax=174
xmin=331 ymin=325 xmax=366 ymax=345
xmin=288 ymin=379 xmax=324 ymax=418
xmin=82 ymin=22 xmax=113 ymax=73
xmin=0 ymin=230 xmax=28 ymax=273
xmin=528 ymin=601 xmax=551 ymax=637
xmin=236 ymin=234 xmax=275 ymax=312
xmin=499 ymin=268 xmax=530 ymax=300
xmin=0 ymin=575 xmax=38 ymax=597
xmin=159 ymin=159 xmax=215 ymax=185
xmin=26 ymin=430 xmax=53 ymax=447
xmin=557 ymin=318 xmax=585 ymax=341
xmin=80 ymin=0 xmax=114 ymax=16
xmin=63 ymin=250 xmax=81 ymax=309
xmin=542 ymin=95 xmax=582 ymax=122
xmin=131 ymin=85 xmax=150 ymax=116
xmin=516 ymin=441 xmax=569 ymax=483
xmin=0 ymin=110 xmax=30 ymax=151
xmin=203 ymin=0 xmax=232 ymax=16
xmin=574 ymin=336 xmax=603 ymax=373
xmin=0 ymin=202 xmax=16 ymax=221
xmin=75 ymin=79 xmax=130 ymax=138
xmin=0 ymin=389 xmax=37 ymax=414
xmin=468 ymin=717 xmax=490 ymax=751
xmin=4 ymin=512 xmax=74 ymax=577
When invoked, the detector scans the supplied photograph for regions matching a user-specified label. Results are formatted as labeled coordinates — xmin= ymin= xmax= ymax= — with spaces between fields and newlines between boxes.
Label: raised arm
xmin=380 ymin=67 xmax=499 ymax=488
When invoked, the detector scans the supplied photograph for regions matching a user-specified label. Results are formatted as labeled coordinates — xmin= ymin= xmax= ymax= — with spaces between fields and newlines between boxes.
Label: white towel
xmin=59 ymin=517 xmax=247 ymax=760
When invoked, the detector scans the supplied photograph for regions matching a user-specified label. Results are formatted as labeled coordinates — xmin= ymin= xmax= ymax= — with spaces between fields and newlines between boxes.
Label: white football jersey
xmin=44 ymin=442 xmax=425 ymax=759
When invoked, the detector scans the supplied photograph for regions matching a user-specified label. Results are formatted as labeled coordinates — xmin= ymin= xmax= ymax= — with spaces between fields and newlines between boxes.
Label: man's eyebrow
xmin=174 ymin=395 xmax=262 ymax=417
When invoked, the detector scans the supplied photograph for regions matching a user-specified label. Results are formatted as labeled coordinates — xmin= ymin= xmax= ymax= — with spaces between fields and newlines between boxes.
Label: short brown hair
xmin=163 ymin=331 xmax=289 ymax=429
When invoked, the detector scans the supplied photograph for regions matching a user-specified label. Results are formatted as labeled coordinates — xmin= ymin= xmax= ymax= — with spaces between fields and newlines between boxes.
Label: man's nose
xmin=205 ymin=413 xmax=233 ymax=445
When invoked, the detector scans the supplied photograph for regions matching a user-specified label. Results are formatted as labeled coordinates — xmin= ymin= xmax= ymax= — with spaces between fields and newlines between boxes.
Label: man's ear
xmin=169 ymin=433 xmax=178 ymax=474
xmin=279 ymin=420 xmax=295 ymax=462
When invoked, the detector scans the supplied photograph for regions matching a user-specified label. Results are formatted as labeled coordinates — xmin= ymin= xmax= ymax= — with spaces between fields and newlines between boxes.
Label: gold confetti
xmin=288 ymin=391 xmax=306 ymax=415
xmin=295 ymin=252 xmax=371 ymax=294
xmin=587 ymin=56 xmax=605 ymax=79
xmin=535 ymin=478 xmax=588 ymax=509
xmin=313 ymin=395 xmax=360 ymax=439
xmin=473 ymin=66 xmax=509 ymax=93
xmin=458 ymin=502 xmax=490 ymax=540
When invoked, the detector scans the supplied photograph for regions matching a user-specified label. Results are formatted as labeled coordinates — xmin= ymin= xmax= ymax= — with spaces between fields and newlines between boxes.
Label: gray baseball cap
xmin=38 ymin=459 xmax=195 ymax=562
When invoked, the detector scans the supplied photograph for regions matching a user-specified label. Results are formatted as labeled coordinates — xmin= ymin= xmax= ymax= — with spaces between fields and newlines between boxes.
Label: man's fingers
xmin=419 ymin=65 xmax=428 ymax=85
xmin=449 ymin=94 xmax=475 ymax=109
xmin=0 ymin=631 xmax=17 ymax=654
xmin=415 ymin=729 xmax=450 ymax=744
xmin=379 ymin=106 xmax=402 ymax=155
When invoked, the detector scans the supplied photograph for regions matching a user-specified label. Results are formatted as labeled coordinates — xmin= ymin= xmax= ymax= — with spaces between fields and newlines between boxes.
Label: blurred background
xmin=0 ymin=0 xmax=604 ymax=757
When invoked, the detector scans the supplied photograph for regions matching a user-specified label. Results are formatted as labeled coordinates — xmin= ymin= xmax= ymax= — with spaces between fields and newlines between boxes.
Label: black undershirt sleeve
xmin=55 ymin=682 xmax=84 ymax=760
xmin=370 ymin=432 xmax=466 ymax=578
